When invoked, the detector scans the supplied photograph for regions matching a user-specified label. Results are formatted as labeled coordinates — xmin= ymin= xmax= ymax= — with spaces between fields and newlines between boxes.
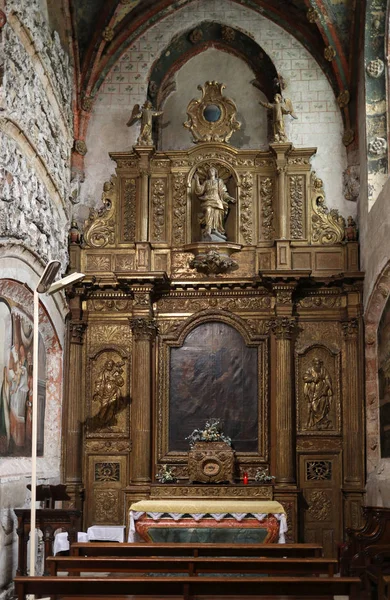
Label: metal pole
xmin=29 ymin=290 xmax=39 ymax=577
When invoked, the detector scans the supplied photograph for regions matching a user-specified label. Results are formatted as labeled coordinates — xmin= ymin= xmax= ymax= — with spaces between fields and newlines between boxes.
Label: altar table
xmin=129 ymin=499 xmax=287 ymax=544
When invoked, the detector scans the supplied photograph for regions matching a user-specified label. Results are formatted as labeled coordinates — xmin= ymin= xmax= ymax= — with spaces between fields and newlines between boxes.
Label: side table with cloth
xmin=129 ymin=499 xmax=287 ymax=544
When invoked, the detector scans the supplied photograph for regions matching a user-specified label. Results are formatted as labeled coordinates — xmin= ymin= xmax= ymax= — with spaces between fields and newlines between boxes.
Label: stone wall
xmin=0 ymin=1 xmax=73 ymax=597
xmin=78 ymin=0 xmax=351 ymax=223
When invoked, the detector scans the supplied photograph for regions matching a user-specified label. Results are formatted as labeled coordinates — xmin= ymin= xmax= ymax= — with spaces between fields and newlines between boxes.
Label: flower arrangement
xmin=254 ymin=466 xmax=275 ymax=483
xmin=186 ymin=418 xmax=232 ymax=448
xmin=156 ymin=464 xmax=177 ymax=483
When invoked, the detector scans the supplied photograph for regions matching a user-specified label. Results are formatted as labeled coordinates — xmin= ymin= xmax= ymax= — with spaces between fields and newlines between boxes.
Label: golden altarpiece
xmin=63 ymin=84 xmax=364 ymax=557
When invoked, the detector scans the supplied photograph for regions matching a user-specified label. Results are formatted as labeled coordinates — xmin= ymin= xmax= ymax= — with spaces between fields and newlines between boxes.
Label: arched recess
xmin=364 ymin=261 xmax=390 ymax=505
xmin=156 ymin=310 xmax=268 ymax=473
xmin=147 ymin=22 xmax=279 ymax=149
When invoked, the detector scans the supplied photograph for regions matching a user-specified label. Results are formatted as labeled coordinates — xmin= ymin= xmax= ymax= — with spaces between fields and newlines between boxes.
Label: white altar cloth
xmin=128 ymin=499 xmax=287 ymax=544
xmin=53 ymin=525 xmax=125 ymax=555
xmin=53 ymin=531 xmax=88 ymax=555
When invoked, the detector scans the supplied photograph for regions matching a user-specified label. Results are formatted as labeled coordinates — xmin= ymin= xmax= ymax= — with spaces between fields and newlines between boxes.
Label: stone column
xmin=63 ymin=319 xmax=87 ymax=508
xmin=272 ymin=316 xmax=297 ymax=484
xmin=129 ymin=285 xmax=156 ymax=484
xmin=342 ymin=318 xmax=363 ymax=485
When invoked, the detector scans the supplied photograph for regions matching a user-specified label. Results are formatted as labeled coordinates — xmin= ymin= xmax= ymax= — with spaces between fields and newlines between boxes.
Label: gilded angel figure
xmin=126 ymin=100 xmax=163 ymax=145
xmin=259 ymin=93 xmax=297 ymax=143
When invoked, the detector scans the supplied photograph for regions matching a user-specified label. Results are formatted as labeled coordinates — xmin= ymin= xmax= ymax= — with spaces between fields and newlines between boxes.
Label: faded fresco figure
xmin=259 ymin=93 xmax=297 ymax=143
xmin=93 ymin=359 xmax=125 ymax=428
xmin=304 ymin=358 xmax=333 ymax=430
xmin=194 ymin=167 xmax=236 ymax=241
xmin=127 ymin=100 xmax=163 ymax=145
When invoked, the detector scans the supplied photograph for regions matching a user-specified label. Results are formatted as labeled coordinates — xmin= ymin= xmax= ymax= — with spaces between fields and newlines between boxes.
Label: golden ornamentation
xmin=86 ymin=254 xmax=111 ymax=271
xmin=304 ymin=358 xmax=333 ymax=430
xmin=150 ymin=485 xmax=273 ymax=499
xmin=324 ymin=46 xmax=336 ymax=61
xmin=245 ymin=319 xmax=272 ymax=337
xmin=308 ymin=490 xmax=332 ymax=521
xmin=342 ymin=128 xmax=355 ymax=146
xmin=74 ymin=139 xmax=87 ymax=156
xmin=157 ymin=294 xmax=272 ymax=313
xmin=102 ymin=27 xmax=114 ymax=42
xmin=123 ymin=179 xmax=136 ymax=242
xmin=189 ymin=250 xmax=238 ymax=276
xmin=297 ymin=438 xmax=342 ymax=451
xmin=90 ymin=298 xmax=131 ymax=312
xmin=307 ymin=7 xmax=319 ymax=22
xmin=275 ymin=288 xmax=293 ymax=305
xmin=115 ymin=254 xmax=135 ymax=271
xmin=86 ymin=439 xmax=130 ymax=452
xmin=298 ymin=295 xmax=342 ymax=309
xmin=157 ymin=320 xmax=183 ymax=336
xmin=94 ymin=462 xmax=120 ymax=482
xmin=127 ymin=101 xmax=163 ymax=146
xmin=172 ymin=173 xmax=187 ymax=245
xmin=94 ymin=489 xmax=120 ymax=522
xmin=171 ymin=252 xmax=198 ymax=279
xmin=290 ymin=175 xmax=304 ymax=239
xmin=188 ymin=441 xmax=235 ymax=484
xmin=84 ymin=178 xmax=116 ymax=248
xmin=337 ymin=90 xmax=350 ymax=108
xmin=151 ymin=178 xmax=166 ymax=242
xmin=259 ymin=95 xmax=297 ymax=143
xmin=116 ymin=157 xmax=138 ymax=169
xmin=260 ymin=177 xmax=275 ymax=241
xmin=132 ymin=291 xmax=151 ymax=307
xmin=129 ymin=317 xmax=158 ymax=340
xmin=240 ymin=172 xmax=253 ymax=244
xmin=311 ymin=175 xmax=345 ymax=244
xmin=271 ymin=317 xmax=297 ymax=339
xmin=92 ymin=358 xmax=126 ymax=429
xmin=288 ymin=156 xmax=310 ymax=165
xmin=89 ymin=324 xmax=132 ymax=347
xmin=183 ymin=81 xmax=241 ymax=143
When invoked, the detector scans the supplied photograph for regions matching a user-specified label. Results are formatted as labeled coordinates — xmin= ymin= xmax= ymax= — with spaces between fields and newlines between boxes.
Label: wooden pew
xmin=70 ymin=541 xmax=323 ymax=558
xmin=47 ymin=555 xmax=338 ymax=577
xmin=14 ymin=575 xmax=361 ymax=600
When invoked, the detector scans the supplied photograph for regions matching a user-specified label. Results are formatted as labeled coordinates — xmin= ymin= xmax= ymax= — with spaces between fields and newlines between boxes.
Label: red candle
xmin=243 ymin=472 xmax=249 ymax=485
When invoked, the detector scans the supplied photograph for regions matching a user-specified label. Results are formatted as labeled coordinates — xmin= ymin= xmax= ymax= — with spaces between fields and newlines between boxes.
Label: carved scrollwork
xmin=298 ymin=295 xmax=342 ymax=309
xmin=69 ymin=321 xmax=87 ymax=344
xmin=290 ymin=175 xmax=304 ymax=239
xmin=151 ymin=178 xmax=166 ymax=241
xmin=157 ymin=294 xmax=271 ymax=314
xmin=240 ymin=172 xmax=253 ymax=244
xmin=260 ymin=177 xmax=275 ymax=241
xmin=94 ymin=489 xmax=120 ymax=523
xmin=88 ymin=325 xmax=132 ymax=348
xmin=123 ymin=178 xmax=136 ymax=242
xmin=308 ymin=490 xmax=332 ymax=521
xmin=151 ymin=486 xmax=273 ymax=498
xmin=84 ymin=177 xmax=117 ymax=248
xmin=172 ymin=173 xmax=187 ymax=245
xmin=94 ymin=462 xmax=120 ymax=482
xmin=342 ymin=318 xmax=359 ymax=338
xmin=311 ymin=174 xmax=345 ymax=244
xmin=86 ymin=439 xmax=130 ymax=452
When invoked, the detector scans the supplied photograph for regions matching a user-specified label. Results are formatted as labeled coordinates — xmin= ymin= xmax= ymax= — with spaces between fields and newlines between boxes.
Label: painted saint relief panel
xmin=0 ymin=296 xmax=46 ymax=457
xmin=169 ymin=322 xmax=258 ymax=452
xmin=378 ymin=297 xmax=390 ymax=457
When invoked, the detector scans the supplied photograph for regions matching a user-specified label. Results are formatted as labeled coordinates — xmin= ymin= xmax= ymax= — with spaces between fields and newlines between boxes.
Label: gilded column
xmin=62 ymin=319 xmax=87 ymax=508
xmin=270 ymin=142 xmax=292 ymax=240
xmin=129 ymin=285 xmax=156 ymax=484
xmin=134 ymin=146 xmax=154 ymax=241
xmin=272 ymin=316 xmax=297 ymax=484
xmin=342 ymin=318 xmax=363 ymax=485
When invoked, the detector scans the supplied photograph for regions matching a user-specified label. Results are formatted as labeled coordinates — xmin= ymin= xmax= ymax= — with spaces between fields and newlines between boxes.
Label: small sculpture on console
xmin=304 ymin=358 xmax=333 ymax=430
xmin=344 ymin=216 xmax=358 ymax=242
xmin=259 ymin=94 xmax=297 ymax=143
xmin=127 ymin=100 xmax=163 ymax=145
xmin=194 ymin=166 xmax=236 ymax=241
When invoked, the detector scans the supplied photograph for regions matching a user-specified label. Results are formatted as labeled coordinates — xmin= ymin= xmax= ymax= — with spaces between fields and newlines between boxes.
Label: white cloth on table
xmin=128 ymin=511 xmax=288 ymax=543
xmin=53 ymin=531 xmax=88 ymax=556
xmin=87 ymin=525 xmax=125 ymax=543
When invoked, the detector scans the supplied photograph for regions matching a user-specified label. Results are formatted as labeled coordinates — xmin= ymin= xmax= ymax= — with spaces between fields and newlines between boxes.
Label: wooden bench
xmin=14 ymin=575 xmax=361 ymax=600
xmin=70 ymin=541 xmax=323 ymax=558
xmin=47 ymin=555 xmax=338 ymax=577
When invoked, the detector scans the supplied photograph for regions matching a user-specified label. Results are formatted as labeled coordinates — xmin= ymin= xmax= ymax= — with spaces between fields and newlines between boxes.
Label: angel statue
xmin=194 ymin=166 xmax=236 ymax=242
xmin=126 ymin=100 xmax=163 ymax=146
xmin=259 ymin=93 xmax=297 ymax=143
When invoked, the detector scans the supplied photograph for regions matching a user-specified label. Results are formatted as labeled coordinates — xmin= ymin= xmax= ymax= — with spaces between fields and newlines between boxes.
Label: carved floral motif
xmin=123 ymin=179 xmax=136 ymax=242
xmin=240 ymin=172 xmax=253 ymax=244
xmin=260 ymin=177 xmax=275 ymax=240
xmin=94 ymin=462 xmax=120 ymax=482
xmin=94 ymin=490 xmax=120 ymax=522
xmin=189 ymin=250 xmax=238 ymax=275
xmin=129 ymin=318 xmax=158 ymax=340
xmin=298 ymin=295 xmax=342 ymax=309
xmin=172 ymin=173 xmax=187 ymax=245
xmin=311 ymin=175 xmax=345 ymax=244
xmin=271 ymin=317 xmax=297 ymax=339
xmin=89 ymin=325 xmax=131 ymax=347
xmin=151 ymin=178 xmax=166 ymax=241
xmin=290 ymin=175 xmax=304 ymax=239
xmin=308 ymin=490 xmax=332 ymax=521
xmin=84 ymin=178 xmax=116 ymax=248
xmin=157 ymin=294 xmax=271 ymax=313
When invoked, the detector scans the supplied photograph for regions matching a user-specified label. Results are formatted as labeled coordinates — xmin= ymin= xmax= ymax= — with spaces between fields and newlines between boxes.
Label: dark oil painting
xmin=379 ymin=296 xmax=390 ymax=458
xmin=169 ymin=322 xmax=258 ymax=452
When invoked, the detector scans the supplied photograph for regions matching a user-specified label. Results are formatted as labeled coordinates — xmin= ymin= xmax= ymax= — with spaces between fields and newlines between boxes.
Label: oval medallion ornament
xmin=202 ymin=459 xmax=221 ymax=476
xmin=184 ymin=81 xmax=241 ymax=143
